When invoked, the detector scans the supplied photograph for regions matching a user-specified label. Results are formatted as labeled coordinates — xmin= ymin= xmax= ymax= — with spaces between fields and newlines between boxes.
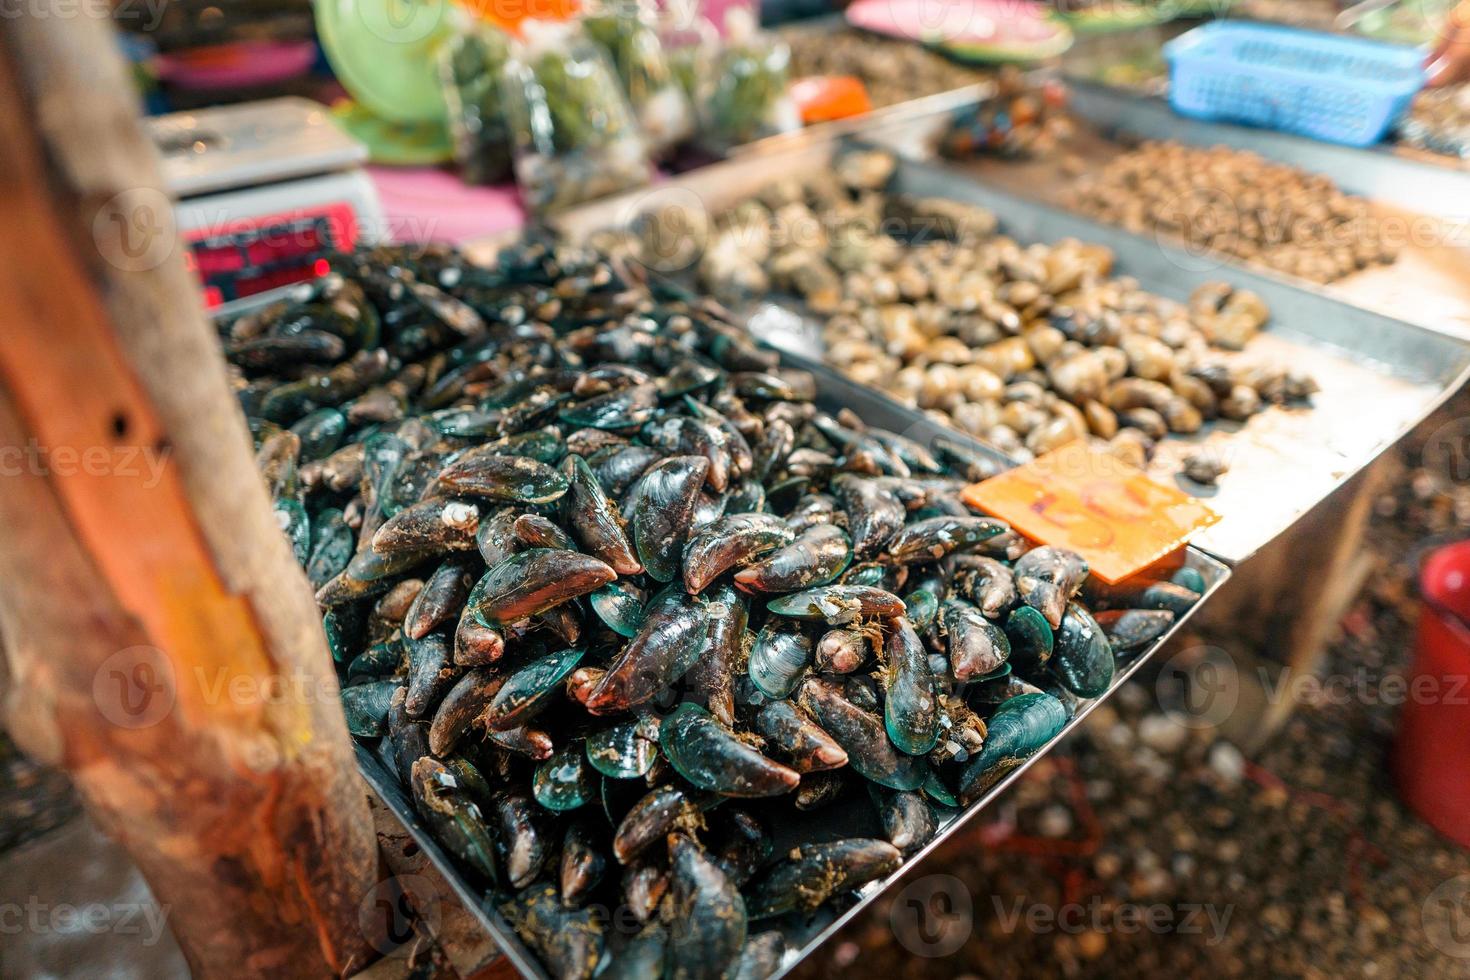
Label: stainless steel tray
xmin=555 ymin=138 xmax=1470 ymax=566
xmin=210 ymin=233 xmax=1227 ymax=978
xmin=353 ymin=350 xmax=1230 ymax=980
xmin=214 ymin=281 xmax=1229 ymax=977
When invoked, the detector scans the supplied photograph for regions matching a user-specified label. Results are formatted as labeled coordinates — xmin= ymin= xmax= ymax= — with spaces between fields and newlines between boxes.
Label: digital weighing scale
xmin=148 ymin=97 xmax=386 ymax=310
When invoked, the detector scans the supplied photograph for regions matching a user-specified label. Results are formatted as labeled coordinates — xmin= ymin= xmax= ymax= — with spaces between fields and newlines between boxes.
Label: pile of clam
xmin=227 ymin=238 xmax=1198 ymax=979
xmin=1060 ymin=140 xmax=1398 ymax=284
xmin=783 ymin=27 xmax=983 ymax=110
xmin=690 ymin=149 xmax=1316 ymax=477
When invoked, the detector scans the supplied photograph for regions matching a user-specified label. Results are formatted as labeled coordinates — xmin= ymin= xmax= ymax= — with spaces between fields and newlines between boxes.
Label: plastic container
xmin=584 ymin=7 xmax=696 ymax=156
xmin=437 ymin=23 xmax=515 ymax=185
xmin=500 ymin=20 xmax=651 ymax=215
xmin=1163 ymin=21 xmax=1426 ymax=147
xmin=1393 ymin=539 xmax=1470 ymax=849
xmin=694 ymin=9 xmax=801 ymax=152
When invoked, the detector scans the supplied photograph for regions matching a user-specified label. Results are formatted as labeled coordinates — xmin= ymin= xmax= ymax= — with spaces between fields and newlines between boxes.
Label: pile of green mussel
xmin=226 ymin=237 xmax=1202 ymax=980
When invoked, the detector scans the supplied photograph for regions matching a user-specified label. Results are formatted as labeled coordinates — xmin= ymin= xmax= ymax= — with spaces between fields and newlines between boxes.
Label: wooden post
xmin=0 ymin=11 xmax=378 ymax=977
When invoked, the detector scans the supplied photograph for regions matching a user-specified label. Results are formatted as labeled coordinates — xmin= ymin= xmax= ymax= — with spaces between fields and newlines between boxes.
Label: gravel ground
xmin=790 ymin=390 xmax=1470 ymax=980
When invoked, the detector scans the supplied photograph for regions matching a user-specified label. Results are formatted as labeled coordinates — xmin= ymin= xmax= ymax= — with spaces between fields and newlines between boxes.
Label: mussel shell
xmin=630 ymin=456 xmax=710 ymax=583
xmin=1050 ymin=601 xmax=1115 ymax=699
xmin=613 ymin=785 xmax=691 ymax=864
xmin=404 ymin=631 xmax=456 ymax=718
xmin=469 ymin=548 xmax=615 ymax=626
xmin=559 ymin=381 xmax=659 ymax=431
xmin=870 ymin=786 xmax=938 ymax=855
xmin=642 ymin=416 xmax=732 ymax=493
xmin=883 ymin=617 xmax=939 ymax=756
xmin=940 ymin=599 xmax=1011 ymax=682
xmin=683 ymin=583 xmax=746 ymax=726
xmin=744 ymin=838 xmax=901 ymax=919
xmin=733 ymin=524 xmax=851 ymax=594
xmin=562 ymin=453 xmax=642 ymax=576
xmin=586 ymin=717 xmax=660 ymax=779
xmin=494 ymin=790 xmax=554 ymax=888
xmin=1005 ymin=604 xmax=1054 ymax=669
xmin=1015 ymin=545 xmax=1090 ymax=628
xmin=406 ymin=556 xmax=477 ymax=640
xmin=729 ymin=934 xmax=787 ymax=980
xmin=1092 ymin=608 xmax=1175 ymax=653
xmin=500 ymin=883 xmax=603 ymax=980
xmin=752 ymin=700 xmax=848 ymax=773
xmin=589 ymin=580 xmax=648 ymax=638
xmin=428 ymin=666 xmax=502 ymax=756
xmin=951 ymin=555 xmax=1017 ymax=619
xmin=410 ymin=757 xmax=498 ymax=883
xmin=799 ymin=677 xmax=927 ymax=791
xmin=533 ymin=744 xmax=596 ymax=811
xmin=766 ymin=585 xmax=905 ymax=625
xmin=373 ymin=498 xmax=481 ymax=556
xmin=817 ymin=626 xmax=871 ymax=674
xmin=682 ymin=513 xmax=794 ymax=594
xmin=665 ymin=834 xmax=748 ymax=980
xmin=586 ymin=591 xmax=711 ymax=715
xmin=340 ymin=679 xmax=398 ymax=737
xmin=482 ymin=647 xmax=585 ymax=731
xmin=600 ymin=926 xmax=667 ymax=980
xmin=902 ymin=587 xmax=940 ymax=633
xmin=436 ymin=450 xmax=569 ymax=504
xmin=957 ymin=692 xmax=1068 ymax=804
xmin=883 ymin=515 xmax=1009 ymax=564
xmin=833 ymin=475 xmax=905 ymax=560
xmin=660 ymin=703 xmax=799 ymax=798
xmin=1171 ymin=566 xmax=1207 ymax=594
xmin=747 ymin=621 xmax=813 ymax=700
xmin=560 ymin=820 xmax=607 ymax=908
xmin=305 ymin=508 xmax=354 ymax=588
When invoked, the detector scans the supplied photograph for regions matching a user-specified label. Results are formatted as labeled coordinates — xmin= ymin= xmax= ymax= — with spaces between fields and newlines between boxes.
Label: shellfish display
xmin=228 ymin=237 xmax=1203 ymax=978
xmin=681 ymin=148 xmax=1318 ymax=472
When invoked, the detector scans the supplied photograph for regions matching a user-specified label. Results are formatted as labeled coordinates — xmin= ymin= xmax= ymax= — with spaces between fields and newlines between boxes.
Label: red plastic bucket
xmin=1393 ymin=539 xmax=1470 ymax=849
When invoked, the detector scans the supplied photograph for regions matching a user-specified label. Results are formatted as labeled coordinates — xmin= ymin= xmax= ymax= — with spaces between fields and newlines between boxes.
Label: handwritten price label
xmin=961 ymin=441 xmax=1219 ymax=583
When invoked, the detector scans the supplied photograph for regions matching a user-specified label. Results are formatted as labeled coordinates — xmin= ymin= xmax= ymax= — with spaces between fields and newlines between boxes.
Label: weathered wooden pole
xmin=0 ymin=11 xmax=378 ymax=977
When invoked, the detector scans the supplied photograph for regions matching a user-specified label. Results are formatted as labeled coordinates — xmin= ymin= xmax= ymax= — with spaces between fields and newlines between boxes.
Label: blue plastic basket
xmin=1163 ymin=21 xmax=1427 ymax=147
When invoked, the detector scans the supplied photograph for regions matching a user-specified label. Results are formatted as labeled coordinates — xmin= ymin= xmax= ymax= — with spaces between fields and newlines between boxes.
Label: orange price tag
xmin=960 ymin=441 xmax=1219 ymax=584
